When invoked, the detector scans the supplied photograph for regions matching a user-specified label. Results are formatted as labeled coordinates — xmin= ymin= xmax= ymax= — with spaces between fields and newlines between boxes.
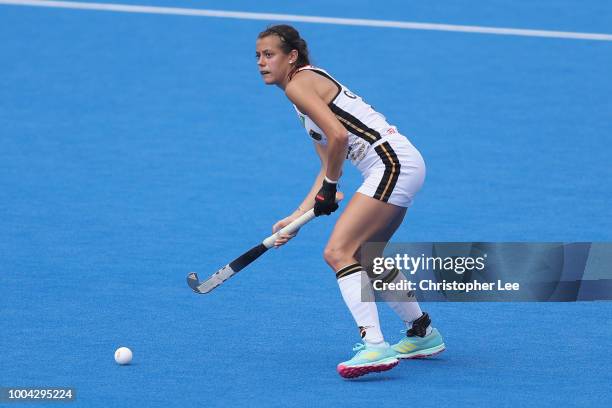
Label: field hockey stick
xmin=187 ymin=208 xmax=318 ymax=294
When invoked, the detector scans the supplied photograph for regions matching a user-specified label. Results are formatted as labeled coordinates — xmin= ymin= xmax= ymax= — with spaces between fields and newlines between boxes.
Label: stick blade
xmin=186 ymin=265 xmax=235 ymax=294
xmin=186 ymin=272 xmax=203 ymax=293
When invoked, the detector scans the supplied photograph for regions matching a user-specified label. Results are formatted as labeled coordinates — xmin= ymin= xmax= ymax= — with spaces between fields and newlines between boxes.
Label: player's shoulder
xmin=287 ymin=69 xmax=317 ymax=87
xmin=285 ymin=67 xmax=335 ymax=99
xmin=284 ymin=70 xmax=317 ymax=100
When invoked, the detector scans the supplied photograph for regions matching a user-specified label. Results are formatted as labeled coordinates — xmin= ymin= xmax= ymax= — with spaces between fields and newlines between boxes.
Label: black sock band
xmin=381 ymin=267 xmax=400 ymax=283
xmin=407 ymin=312 xmax=431 ymax=337
xmin=336 ymin=263 xmax=363 ymax=280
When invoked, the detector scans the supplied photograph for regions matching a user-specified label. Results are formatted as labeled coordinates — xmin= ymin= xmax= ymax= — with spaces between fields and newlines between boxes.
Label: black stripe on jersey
xmin=336 ymin=263 xmax=363 ymax=280
xmin=298 ymin=67 xmax=342 ymax=102
xmin=329 ymin=104 xmax=381 ymax=144
xmin=295 ymin=67 xmax=381 ymax=144
xmin=374 ymin=142 xmax=401 ymax=202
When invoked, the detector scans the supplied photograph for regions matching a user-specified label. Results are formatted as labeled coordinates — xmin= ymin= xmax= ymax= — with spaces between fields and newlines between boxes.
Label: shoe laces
xmin=352 ymin=343 xmax=366 ymax=352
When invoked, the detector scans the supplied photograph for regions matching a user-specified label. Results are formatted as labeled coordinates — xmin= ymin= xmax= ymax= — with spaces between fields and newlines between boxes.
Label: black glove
xmin=314 ymin=179 xmax=339 ymax=216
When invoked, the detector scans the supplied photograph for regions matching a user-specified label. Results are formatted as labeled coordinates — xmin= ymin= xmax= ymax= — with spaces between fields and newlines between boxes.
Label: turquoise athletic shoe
xmin=391 ymin=312 xmax=446 ymax=359
xmin=337 ymin=342 xmax=399 ymax=379
xmin=392 ymin=328 xmax=446 ymax=359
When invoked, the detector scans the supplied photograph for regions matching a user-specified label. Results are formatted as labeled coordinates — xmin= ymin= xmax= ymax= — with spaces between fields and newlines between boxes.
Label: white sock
xmin=376 ymin=268 xmax=429 ymax=333
xmin=336 ymin=263 xmax=384 ymax=344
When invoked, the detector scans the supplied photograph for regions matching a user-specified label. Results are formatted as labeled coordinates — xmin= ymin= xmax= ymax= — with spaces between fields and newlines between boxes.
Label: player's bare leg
xmin=325 ymin=193 xmax=405 ymax=378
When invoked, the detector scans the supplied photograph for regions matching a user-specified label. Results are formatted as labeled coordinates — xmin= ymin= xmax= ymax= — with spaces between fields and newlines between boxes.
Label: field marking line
xmin=1 ymin=0 xmax=612 ymax=41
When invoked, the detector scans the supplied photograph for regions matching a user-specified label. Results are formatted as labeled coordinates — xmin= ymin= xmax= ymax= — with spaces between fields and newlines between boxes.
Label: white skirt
xmin=355 ymin=133 xmax=426 ymax=208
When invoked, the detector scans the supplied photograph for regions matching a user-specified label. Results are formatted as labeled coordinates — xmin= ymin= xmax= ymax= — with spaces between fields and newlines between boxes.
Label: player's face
xmin=255 ymin=35 xmax=293 ymax=87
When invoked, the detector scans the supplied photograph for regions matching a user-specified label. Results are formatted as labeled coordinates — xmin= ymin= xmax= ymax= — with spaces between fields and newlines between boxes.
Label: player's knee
xmin=323 ymin=245 xmax=351 ymax=271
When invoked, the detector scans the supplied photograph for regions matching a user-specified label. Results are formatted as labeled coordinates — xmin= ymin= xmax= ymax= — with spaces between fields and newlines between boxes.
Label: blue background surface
xmin=1 ymin=1 xmax=611 ymax=407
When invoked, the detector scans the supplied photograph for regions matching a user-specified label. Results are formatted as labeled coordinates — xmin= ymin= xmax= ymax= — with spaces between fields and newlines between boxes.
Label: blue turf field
xmin=1 ymin=1 xmax=611 ymax=407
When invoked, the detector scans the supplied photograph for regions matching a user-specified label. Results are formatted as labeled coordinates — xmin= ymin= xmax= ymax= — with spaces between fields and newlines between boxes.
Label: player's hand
xmin=272 ymin=215 xmax=300 ymax=248
xmin=314 ymin=179 xmax=339 ymax=216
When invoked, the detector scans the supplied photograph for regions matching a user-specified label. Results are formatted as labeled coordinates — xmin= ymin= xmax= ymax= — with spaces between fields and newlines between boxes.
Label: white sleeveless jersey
xmin=292 ymin=66 xmax=398 ymax=168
